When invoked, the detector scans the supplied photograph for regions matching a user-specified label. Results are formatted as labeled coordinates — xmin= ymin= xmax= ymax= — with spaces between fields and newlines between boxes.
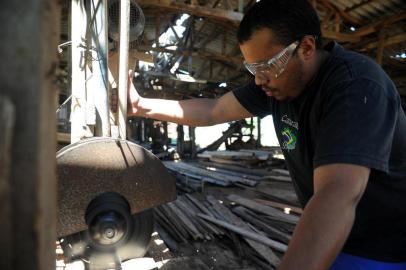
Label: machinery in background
xmin=57 ymin=1 xmax=176 ymax=268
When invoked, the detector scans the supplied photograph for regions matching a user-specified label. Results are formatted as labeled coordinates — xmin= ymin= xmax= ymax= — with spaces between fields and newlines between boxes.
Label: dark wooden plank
xmin=157 ymin=205 xmax=190 ymax=240
xmin=185 ymin=193 xmax=214 ymax=217
xmin=232 ymin=206 xmax=291 ymax=244
xmin=155 ymin=222 xmax=179 ymax=252
xmin=174 ymin=199 xmax=212 ymax=240
xmin=155 ymin=207 xmax=188 ymax=243
xmin=197 ymin=213 xmax=288 ymax=253
xmin=167 ymin=202 xmax=204 ymax=240
xmin=254 ymin=198 xmax=303 ymax=215
xmin=178 ymin=196 xmax=223 ymax=236
xmin=206 ymin=195 xmax=281 ymax=267
xmin=227 ymin=194 xmax=299 ymax=225
xmin=164 ymin=161 xmax=258 ymax=186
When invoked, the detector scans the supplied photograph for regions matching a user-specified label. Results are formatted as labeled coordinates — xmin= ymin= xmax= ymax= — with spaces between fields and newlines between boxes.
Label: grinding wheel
xmin=57 ymin=137 xmax=176 ymax=237
xmin=60 ymin=192 xmax=154 ymax=268
xmin=57 ymin=137 xmax=176 ymax=267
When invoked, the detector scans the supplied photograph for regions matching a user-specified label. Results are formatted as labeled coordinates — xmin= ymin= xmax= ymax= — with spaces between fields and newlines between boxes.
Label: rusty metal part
xmin=57 ymin=137 xmax=176 ymax=237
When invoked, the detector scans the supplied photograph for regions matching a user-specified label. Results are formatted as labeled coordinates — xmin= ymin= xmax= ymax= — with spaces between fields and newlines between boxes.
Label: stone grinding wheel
xmin=57 ymin=137 xmax=176 ymax=266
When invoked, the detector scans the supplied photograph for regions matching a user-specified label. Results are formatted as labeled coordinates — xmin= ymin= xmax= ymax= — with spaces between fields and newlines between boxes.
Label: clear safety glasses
xmin=243 ymin=40 xmax=299 ymax=79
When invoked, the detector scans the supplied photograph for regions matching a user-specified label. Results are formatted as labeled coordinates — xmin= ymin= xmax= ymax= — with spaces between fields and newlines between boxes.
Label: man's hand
xmin=127 ymin=70 xmax=143 ymax=116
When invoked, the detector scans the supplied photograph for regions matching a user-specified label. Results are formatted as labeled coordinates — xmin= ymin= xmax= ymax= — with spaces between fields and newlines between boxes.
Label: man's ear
xmin=298 ymin=37 xmax=316 ymax=60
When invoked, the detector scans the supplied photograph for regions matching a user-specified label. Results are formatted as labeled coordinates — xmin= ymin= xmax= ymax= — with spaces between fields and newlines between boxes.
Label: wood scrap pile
xmin=155 ymin=193 xmax=300 ymax=269
xmin=163 ymin=159 xmax=297 ymax=206
xmin=163 ymin=161 xmax=259 ymax=189
xmin=234 ymin=178 xmax=300 ymax=207
xmin=197 ymin=149 xmax=285 ymax=169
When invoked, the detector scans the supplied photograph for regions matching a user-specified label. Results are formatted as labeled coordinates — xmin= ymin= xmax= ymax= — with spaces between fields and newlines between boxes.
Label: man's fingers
xmin=127 ymin=69 xmax=140 ymax=116
xmin=128 ymin=69 xmax=134 ymax=89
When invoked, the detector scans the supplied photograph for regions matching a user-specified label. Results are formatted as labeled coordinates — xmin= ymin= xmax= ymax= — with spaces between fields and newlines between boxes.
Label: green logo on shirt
xmin=281 ymin=127 xmax=297 ymax=150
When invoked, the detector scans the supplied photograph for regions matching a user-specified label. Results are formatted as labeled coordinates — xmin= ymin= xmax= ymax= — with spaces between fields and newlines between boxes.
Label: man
xmin=128 ymin=0 xmax=406 ymax=269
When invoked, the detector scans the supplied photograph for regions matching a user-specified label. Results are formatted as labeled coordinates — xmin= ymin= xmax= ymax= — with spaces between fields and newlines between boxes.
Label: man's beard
xmin=265 ymin=62 xmax=305 ymax=101
xmin=285 ymin=60 xmax=305 ymax=100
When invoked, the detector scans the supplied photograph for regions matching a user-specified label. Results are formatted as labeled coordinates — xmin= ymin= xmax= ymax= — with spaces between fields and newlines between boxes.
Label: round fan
xmin=108 ymin=0 xmax=145 ymax=42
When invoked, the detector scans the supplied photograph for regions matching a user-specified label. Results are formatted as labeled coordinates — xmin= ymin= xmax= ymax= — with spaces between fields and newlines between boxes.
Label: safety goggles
xmin=243 ymin=40 xmax=299 ymax=78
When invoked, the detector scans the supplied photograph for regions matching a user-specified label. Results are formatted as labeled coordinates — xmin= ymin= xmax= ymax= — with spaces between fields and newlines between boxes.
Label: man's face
xmin=240 ymin=28 xmax=306 ymax=101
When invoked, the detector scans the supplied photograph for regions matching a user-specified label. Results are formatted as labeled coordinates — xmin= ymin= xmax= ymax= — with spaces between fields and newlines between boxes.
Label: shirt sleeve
xmin=232 ymin=81 xmax=273 ymax=118
xmin=313 ymin=78 xmax=399 ymax=172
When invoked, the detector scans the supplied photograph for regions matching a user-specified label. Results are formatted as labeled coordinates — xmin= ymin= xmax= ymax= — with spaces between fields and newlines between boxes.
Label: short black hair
xmin=237 ymin=0 xmax=322 ymax=48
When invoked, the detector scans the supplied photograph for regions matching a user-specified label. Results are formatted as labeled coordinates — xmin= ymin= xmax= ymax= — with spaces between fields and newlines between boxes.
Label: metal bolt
xmin=104 ymin=228 xmax=115 ymax=239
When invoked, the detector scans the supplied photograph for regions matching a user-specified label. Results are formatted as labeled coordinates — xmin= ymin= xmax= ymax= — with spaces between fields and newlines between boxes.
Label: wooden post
xmin=177 ymin=125 xmax=185 ymax=155
xmin=238 ymin=0 xmax=244 ymax=13
xmin=163 ymin=121 xmax=169 ymax=148
xmin=155 ymin=15 xmax=161 ymax=45
xmin=0 ymin=97 xmax=14 ymax=270
xmin=376 ymin=29 xmax=386 ymax=65
xmin=71 ymin=0 xmax=89 ymax=143
xmin=335 ymin=13 xmax=341 ymax=32
xmin=0 ymin=1 xmax=60 ymax=269
xmin=90 ymin=0 xmax=110 ymax=137
xmin=222 ymin=31 xmax=227 ymax=55
xmin=189 ymin=126 xmax=196 ymax=157
xmin=118 ymin=0 xmax=130 ymax=139
xmin=257 ymin=117 xmax=261 ymax=147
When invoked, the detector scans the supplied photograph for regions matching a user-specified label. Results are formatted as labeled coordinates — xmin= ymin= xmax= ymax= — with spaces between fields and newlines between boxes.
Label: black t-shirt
xmin=233 ymin=41 xmax=406 ymax=262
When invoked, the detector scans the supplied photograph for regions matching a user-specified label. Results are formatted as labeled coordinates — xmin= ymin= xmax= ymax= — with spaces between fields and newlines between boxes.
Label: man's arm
xmin=128 ymin=74 xmax=253 ymax=126
xmin=277 ymin=164 xmax=369 ymax=270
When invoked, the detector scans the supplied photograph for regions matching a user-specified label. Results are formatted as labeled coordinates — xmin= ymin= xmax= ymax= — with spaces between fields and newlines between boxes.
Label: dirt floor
xmin=57 ymin=230 xmax=264 ymax=270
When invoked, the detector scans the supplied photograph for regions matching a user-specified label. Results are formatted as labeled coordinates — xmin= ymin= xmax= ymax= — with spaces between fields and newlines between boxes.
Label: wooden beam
xmin=71 ymin=0 xmax=89 ymax=143
xmin=169 ymin=24 xmax=181 ymax=43
xmin=345 ymin=0 xmax=377 ymax=12
xmin=335 ymin=12 xmax=341 ymax=33
xmin=137 ymin=0 xmax=243 ymax=24
xmin=142 ymin=70 xmax=209 ymax=84
xmin=137 ymin=45 xmax=243 ymax=65
xmin=322 ymin=29 xmax=361 ymax=43
xmin=143 ymin=0 xmax=364 ymax=44
xmin=155 ymin=15 xmax=161 ymax=45
xmin=362 ymin=33 xmax=406 ymax=51
xmin=317 ymin=0 xmax=363 ymax=25
xmin=222 ymin=31 xmax=227 ymax=54
xmin=57 ymin=132 xmax=71 ymax=144
xmin=354 ymin=11 xmax=406 ymax=37
xmin=0 ymin=0 xmax=59 ymax=269
xmin=376 ymin=30 xmax=386 ymax=65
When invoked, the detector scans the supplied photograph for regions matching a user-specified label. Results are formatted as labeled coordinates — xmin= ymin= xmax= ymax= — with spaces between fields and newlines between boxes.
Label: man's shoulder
xmin=319 ymin=42 xmax=396 ymax=98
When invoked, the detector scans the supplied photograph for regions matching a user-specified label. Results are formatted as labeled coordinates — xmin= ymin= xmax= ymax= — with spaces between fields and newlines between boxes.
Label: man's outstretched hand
xmin=127 ymin=69 xmax=142 ymax=116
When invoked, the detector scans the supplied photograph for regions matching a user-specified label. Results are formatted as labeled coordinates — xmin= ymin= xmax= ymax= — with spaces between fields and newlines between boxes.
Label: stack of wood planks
xmin=155 ymin=192 xmax=300 ymax=269
xmin=197 ymin=149 xmax=285 ymax=169
xmin=163 ymin=161 xmax=259 ymax=188
xmin=163 ymin=158 xmax=299 ymax=207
